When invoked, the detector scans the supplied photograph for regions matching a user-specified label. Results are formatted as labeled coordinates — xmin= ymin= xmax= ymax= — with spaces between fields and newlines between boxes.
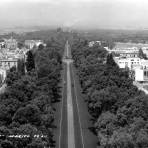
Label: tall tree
xmin=138 ymin=48 xmax=147 ymax=59
xmin=106 ymin=53 xmax=118 ymax=67
xmin=26 ymin=50 xmax=35 ymax=72
xmin=17 ymin=59 xmax=25 ymax=75
xmin=38 ymin=44 xmax=44 ymax=50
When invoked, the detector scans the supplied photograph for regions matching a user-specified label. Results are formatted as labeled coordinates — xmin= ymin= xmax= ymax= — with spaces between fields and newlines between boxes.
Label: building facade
xmin=5 ymin=37 xmax=17 ymax=50
xmin=114 ymin=57 xmax=141 ymax=70
xmin=135 ymin=68 xmax=148 ymax=82
xmin=88 ymin=41 xmax=101 ymax=47
xmin=0 ymin=68 xmax=7 ymax=83
xmin=0 ymin=59 xmax=18 ymax=70
xmin=25 ymin=40 xmax=44 ymax=49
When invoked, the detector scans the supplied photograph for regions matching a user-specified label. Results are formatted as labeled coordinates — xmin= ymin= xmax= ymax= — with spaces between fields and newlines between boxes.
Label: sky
xmin=0 ymin=0 xmax=148 ymax=29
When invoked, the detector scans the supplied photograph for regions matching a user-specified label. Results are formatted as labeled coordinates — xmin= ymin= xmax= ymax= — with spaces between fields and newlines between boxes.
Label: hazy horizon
xmin=0 ymin=0 xmax=148 ymax=30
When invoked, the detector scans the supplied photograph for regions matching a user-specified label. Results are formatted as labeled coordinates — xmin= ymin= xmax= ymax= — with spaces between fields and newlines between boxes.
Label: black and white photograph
xmin=0 ymin=0 xmax=148 ymax=147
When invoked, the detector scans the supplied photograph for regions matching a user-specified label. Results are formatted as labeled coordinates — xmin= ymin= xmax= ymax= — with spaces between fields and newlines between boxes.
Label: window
xmin=144 ymin=71 xmax=148 ymax=78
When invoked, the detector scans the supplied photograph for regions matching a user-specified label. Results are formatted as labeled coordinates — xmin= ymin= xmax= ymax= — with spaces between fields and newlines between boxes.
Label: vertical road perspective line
xmin=71 ymin=64 xmax=85 ymax=148
xmin=67 ymin=61 xmax=75 ymax=148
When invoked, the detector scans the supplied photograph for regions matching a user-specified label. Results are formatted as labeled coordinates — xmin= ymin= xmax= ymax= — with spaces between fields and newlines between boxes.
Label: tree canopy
xmin=0 ymin=30 xmax=67 ymax=148
xmin=71 ymin=37 xmax=148 ymax=148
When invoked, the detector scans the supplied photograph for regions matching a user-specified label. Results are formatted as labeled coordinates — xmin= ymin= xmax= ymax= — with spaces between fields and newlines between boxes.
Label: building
xmin=0 ymin=58 xmax=18 ymax=70
xmin=114 ymin=56 xmax=148 ymax=82
xmin=108 ymin=47 xmax=139 ymax=57
xmin=25 ymin=40 xmax=35 ymax=49
xmin=119 ymin=51 xmax=138 ymax=58
xmin=134 ymin=59 xmax=148 ymax=81
xmin=140 ymin=59 xmax=148 ymax=69
xmin=105 ymin=43 xmax=148 ymax=82
xmin=5 ymin=37 xmax=17 ymax=50
xmin=0 ymin=68 xmax=7 ymax=83
xmin=25 ymin=40 xmax=44 ymax=49
xmin=135 ymin=68 xmax=148 ymax=82
xmin=88 ymin=41 xmax=101 ymax=47
xmin=114 ymin=57 xmax=141 ymax=70
xmin=0 ymin=47 xmax=28 ymax=84
xmin=141 ymin=47 xmax=148 ymax=58
xmin=0 ymin=40 xmax=5 ymax=49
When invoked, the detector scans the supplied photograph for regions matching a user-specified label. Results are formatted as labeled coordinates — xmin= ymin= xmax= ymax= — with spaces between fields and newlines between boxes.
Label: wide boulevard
xmin=54 ymin=40 xmax=98 ymax=148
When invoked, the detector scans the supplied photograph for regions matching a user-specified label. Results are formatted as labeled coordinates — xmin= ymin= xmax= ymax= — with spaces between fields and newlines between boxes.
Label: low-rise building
xmin=140 ymin=59 xmax=148 ymax=69
xmin=0 ymin=68 xmax=7 ymax=83
xmin=108 ymin=47 xmax=139 ymax=57
xmin=141 ymin=47 xmax=148 ymax=58
xmin=0 ymin=58 xmax=18 ymax=70
xmin=119 ymin=51 xmax=138 ymax=58
xmin=114 ymin=57 xmax=141 ymax=70
xmin=5 ymin=37 xmax=17 ymax=50
xmin=134 ymin=59 xmax=148 ymax=81
xmin=114 ymin=56 xmax=148 ymax=82
xmin=25 ymin=40 xmax=44 ymax=49
xmin=135 ymin=68 xmax=148 ymax=82
xmin=88 ymin=41 xmax=101 ymax=47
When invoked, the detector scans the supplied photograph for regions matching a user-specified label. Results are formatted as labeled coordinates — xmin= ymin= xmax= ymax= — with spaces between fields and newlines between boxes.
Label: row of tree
xmin=71 ymin=38 xmax=148 ymax=148
xmin=0 ymin=34 xmax=65 ymax=148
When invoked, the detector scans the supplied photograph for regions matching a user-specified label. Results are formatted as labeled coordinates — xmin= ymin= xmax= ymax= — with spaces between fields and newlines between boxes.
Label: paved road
xmin=58 ymin=40 xmax=97 ymax=148
xmin=133 ymin=81 xmax=148 ymax=94
xmin=59 ymin=41 xmax=83 ymax=148
xmin=67 ymin=59 xmax=75 ymax=148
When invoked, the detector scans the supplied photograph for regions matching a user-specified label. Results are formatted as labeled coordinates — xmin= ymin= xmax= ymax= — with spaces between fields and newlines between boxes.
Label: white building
xmin=108 ymin=47 xmax=139 ymax=57
xmin=4 ymin=37 xmax=17 ymax=50
xmin=114 ymin=57 xmax=141 ymax=70
xmin=88 ymin=41 xmax=101 ymax=47
xmin=135 ymin=68 xmax=148 ymax=82
xmin=0 ymin=68 xmax=7 ymax=83
xmin=0 ymin=46 xmax=29 ymax=84
xmin=134 ymin=59 xmax=148 ymax=81
xmin=119 ymin=51 xmax=138 ymax=58
xmin=140 ymin=59 xmax=148 ymax=69
xmin=114 ymin=56 xmax=148 ymax=82
xmin=0 ymin=58 xmax=18 ymax=70
xmin=25 ymin=40 xmax=44 ymax=49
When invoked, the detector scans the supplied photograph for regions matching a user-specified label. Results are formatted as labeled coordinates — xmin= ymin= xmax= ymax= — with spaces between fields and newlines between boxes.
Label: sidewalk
xmin=133 ymin=81 xmax=148 ymax=94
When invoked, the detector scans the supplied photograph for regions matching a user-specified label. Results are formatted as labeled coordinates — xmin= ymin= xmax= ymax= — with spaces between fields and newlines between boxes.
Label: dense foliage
xmin=25 ymin=51 xmax=35 ymax=72
xmin=71 ymin=38 xmax=148 ymax=148
xmin=0 ymin=32 xmax=65 ymax=148
xmin=75 ymin=29 xmax=148 ymax=43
